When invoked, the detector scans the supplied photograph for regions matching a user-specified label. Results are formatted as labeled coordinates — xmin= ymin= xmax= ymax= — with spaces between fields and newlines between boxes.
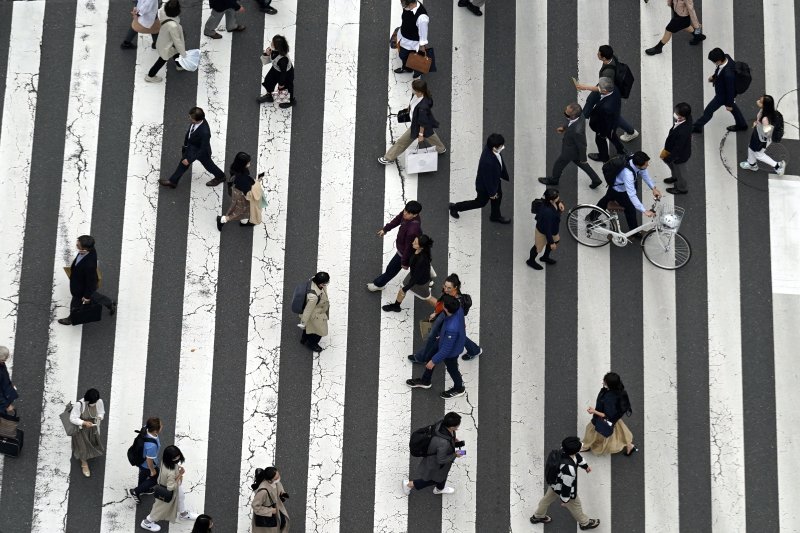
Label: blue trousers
xmin=373 ymin=252 xmax=402 ymax=288
xmin=412 ymin=314 xmax=481 ymax=363
xmin=693 ymin=94 xmax=747 ymax=130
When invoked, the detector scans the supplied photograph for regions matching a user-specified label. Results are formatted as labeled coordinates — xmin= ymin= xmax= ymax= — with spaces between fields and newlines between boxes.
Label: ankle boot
xmin=541 ymin=247 xmax=556 ymax=265
xmin=525 ymin=247 xmax=543 ymax=270
xmin=645 ymin=41 xmax=665 ymax=55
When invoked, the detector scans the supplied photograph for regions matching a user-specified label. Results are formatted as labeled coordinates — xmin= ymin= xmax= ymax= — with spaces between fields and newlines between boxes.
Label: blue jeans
xmin=412 ymin=314 xmax=481 ymax=363
xmin=373 ymin=252 xmax=402 ymax=288
xmin=693 ymin=94 xmax=747 ymax=130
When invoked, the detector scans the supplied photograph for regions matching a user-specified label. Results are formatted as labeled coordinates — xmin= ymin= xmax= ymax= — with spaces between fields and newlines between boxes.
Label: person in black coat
xmin=0 ymin=347 xmax=18 ymax=414
xmin=203 ymin=0 xmax=246 ymax=39
xmin=257 ymin=35 xmax=296 ymax=108
xmin=661 ymin=102 xmax=693 ymax=194
xmin=57 ymin=235 xmax=116 ymax=326
xmin=379 ymin=79 xmax=446 ymax=163
xmin=539 ymin=103 xmax=602 ymax=189
xmin=449 ymin=133 xmax=511 ymax=224
xmin=161 ymin=107 xmax=227 ymax=189
xmin=527 ymin=189 xmax=565 ymax=270
xmin=692 ymin=47 xmax=747 ymax=133
xmin=587 ymin=78 xmax=625 ymax=163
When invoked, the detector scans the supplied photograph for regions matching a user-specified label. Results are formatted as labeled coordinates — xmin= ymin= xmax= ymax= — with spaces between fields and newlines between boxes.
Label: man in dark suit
xmin=587 ymin=77 xmax=624 ymax=163
xmin=449 ymin=133 xmax=511 ymax=224
xmin=57 ymin=235 xmax=116 ymax=325
xmin=160 ymin=106 xmax=226 ymax=189
xmin=692 ymin=47 xmax=747 ymax=133
xmin=661 ymin=102 xmax=693 ymax=194
xmin=539 ymin=102 xmax=602 ymax=189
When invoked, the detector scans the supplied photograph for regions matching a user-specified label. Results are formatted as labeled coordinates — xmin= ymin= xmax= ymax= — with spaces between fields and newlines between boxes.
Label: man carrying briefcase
xmin=58 ymin=235 xmax=117 ymax=326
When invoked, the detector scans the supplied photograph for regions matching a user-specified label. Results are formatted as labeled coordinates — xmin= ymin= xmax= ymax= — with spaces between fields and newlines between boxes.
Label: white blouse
xmin=69 ymin=399 xmax=105 ymax=427
xmin=136 ymin=0 xmax=159 ymax=29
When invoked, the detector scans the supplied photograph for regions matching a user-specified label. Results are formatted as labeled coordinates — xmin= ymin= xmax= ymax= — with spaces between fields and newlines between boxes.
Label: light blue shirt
xmin=613 ymin=162 xmax=655 ymax=213
xmin=141 ymin=433 xmax=161 ymax=469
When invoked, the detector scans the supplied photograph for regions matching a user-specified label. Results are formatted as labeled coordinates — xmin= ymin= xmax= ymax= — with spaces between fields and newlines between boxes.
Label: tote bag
xmin=60 ymin=402 xmax=79 ymax=437
xmin=405 ymin=143 xmax=438 ymax=174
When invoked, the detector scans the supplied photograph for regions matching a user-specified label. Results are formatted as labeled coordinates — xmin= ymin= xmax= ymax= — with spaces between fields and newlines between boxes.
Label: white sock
xmin=221 ymin=216 xmax=228 ymax=223
xmin=240 ymin=218 xmax=249 ymax=224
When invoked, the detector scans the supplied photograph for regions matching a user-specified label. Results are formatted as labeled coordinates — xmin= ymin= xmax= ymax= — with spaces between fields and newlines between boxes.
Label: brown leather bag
xmin=131 ymin=9 xmax=161 ymax=34
xmin=405 ymin=48 xmax=432 ymax=74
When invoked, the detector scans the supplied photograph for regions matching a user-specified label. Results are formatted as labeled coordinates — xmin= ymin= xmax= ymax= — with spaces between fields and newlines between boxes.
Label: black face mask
xmin=564 ymin=113 xmax=571 ymax=119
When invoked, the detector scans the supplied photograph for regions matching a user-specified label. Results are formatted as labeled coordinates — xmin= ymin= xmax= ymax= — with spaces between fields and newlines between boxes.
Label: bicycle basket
xmin=657 ymin=205 xmax=684 ymax=234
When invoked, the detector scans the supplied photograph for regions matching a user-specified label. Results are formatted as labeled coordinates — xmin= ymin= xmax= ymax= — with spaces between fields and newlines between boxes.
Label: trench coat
xmin=251 ymin=479 xmax=290 ymax=532
xmin=300 ymin=282 xmax=329 ymax=337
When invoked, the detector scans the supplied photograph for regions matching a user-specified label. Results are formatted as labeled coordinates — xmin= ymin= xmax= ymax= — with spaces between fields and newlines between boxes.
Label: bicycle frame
xmin=585 ymin=204 xmax=659 ymax=247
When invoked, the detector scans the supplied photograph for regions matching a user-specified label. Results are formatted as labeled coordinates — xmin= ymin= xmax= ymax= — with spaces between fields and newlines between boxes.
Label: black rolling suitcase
xmin=0 ymin=410 xmax=22 ymax=457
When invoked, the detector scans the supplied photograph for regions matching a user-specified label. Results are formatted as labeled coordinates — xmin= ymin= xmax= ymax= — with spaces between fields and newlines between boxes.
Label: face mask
xmin=673 ymin=113 xmax=680 ymax=121
xmin=495 ymin=146 xmax=505 ymax=154
xmin=564 ymin=112 xmax=571 ymax=119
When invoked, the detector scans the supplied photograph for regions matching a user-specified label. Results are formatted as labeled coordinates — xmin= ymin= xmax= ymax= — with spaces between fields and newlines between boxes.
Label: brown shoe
xmin=159 ymin=179 xmax=176 ymax=188
xmin=229 ymin=25 xmax=246 ymax=32
xmin=57 ymin=317 xmax=72 ymax=325
xmin=205 ymin=31 xmax=223 ymax=39
xmin=206 ymin=177 xmax=225 ymax=187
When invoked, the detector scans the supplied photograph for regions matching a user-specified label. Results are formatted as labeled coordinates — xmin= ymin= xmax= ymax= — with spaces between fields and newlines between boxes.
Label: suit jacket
xmin=588 ymin=89 xmax=621 ymax=135
xmin=70 ymin=250 xmax=99 ymax=299
xmin=664 ymin=120 xmax=692 ymax=164
xmin=409 ymin=97 xmax=440 ymax=139
xmin=712 ymin=56 xmax=738 ymax=107
xmin=210 ymin=0 xmax=241 ymax=11
xmin=475 ymin=146 xmax=510 ymax=197
xmin=561 ymin=117 xmax=588 ymax=161
xmin=182 ymin=121 xmax=213 ymax=161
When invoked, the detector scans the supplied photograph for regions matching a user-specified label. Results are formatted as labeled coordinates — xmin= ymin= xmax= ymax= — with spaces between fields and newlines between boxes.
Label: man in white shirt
xmin=395 ymin=0 xmax=430 ymax=79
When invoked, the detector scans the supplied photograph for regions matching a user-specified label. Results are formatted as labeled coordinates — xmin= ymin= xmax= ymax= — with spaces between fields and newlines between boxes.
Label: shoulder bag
xmin=60 ymin=402 xmax=79 ymax=437
xmin=253 ymin=487 xmax=279 ymax=527
xmin=154 ymin=471 xmax=174 ymax=502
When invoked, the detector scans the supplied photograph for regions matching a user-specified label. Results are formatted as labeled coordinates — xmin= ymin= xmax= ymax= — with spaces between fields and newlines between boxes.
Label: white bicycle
xmin=566 ymin=199 xmax=692 ymax=270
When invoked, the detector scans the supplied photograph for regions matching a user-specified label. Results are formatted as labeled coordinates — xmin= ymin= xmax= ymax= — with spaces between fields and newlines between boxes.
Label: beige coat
xmin=148 ymin=465 xmax=181 ymax=522
xmin=251 ymin=479 xmax=290 ymax=532
xmin=300 ymin=282 xmax=329 ymax=337
xmin=668 ymin=0 xmax=700 ymax=28
xmin=155 ymin=7 xmax=187 ymax=60
xmin=246 ymin=181 xmax=265 ymax=225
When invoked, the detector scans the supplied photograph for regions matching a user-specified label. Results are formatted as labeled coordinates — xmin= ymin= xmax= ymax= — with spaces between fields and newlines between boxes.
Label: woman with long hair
xmin=251 ymin=466 xmax=290 ymax=532
xmin=581 ymin=372 xmax=638 ymax=456
xmin=217 ymin=152 xmax=257 ymax=230
xmin=140 ymin=445 xmax=199 ymax=531
xmin=258 ymin=34 xmax=296 ymax=108
xmin=299 ymin=272 xmax=331 ymax=353
xmin=382 ymin=234 xmax=434 ymax=312
xmin=739 ymin=94 xmax=786 ymax=175
xmin=69 ymin=388 xmax=105 ymax=477
xmin=191 ymin=514 xmax=214 ymax=532
xmin=379 ymin=79 xmax=447 ymax=165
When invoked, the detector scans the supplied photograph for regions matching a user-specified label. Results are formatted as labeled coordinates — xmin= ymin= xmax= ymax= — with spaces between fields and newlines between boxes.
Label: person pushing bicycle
xmin=597 ymin=151 xmax=662 ymax=233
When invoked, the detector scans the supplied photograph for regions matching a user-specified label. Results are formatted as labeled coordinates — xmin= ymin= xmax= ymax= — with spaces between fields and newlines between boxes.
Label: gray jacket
xmin=415 ymin=421 xmax=457 ymax=483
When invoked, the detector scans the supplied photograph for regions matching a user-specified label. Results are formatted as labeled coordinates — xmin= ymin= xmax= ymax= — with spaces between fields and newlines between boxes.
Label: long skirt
xmin=582 ymin=419 xmax=633 ymax=456
xmin=72 ymin=405 xmax=105 ymax=461
xmin=226 ymin=187 xmax=250 ymax=221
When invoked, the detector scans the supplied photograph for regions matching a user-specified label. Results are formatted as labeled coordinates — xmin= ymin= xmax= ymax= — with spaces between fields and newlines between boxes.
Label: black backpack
xmin=733 ymin=61 xmax=752 ymax=95
xmin=602 ymin=154 xmax=632 ymax=188
xmin=772 ymin=111 xmax=785 ymax=143
xmin=409 ymin=423 xmax=437 ymax=457
xmin=290 ymin=279 xmax=312 ymax=314
xmin=611 ymin=58 xmax=635 ymax=99
xmin=544 ymin=448 xmax=565 ymax=485
xmin=126 ymin=427 xmax=157 ymax=467
xmin=459 ymin=293 xmax=473 ymax=316
xmin=531 ymin=198 xmax=544 ymax=215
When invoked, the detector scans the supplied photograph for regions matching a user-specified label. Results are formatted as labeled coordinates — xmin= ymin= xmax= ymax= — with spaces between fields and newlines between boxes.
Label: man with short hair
xmin=529 ymin=436 xmax=600 ymax=530
xmin=457 ymin=0 xmax=484 ymax=17
xmin=596 ymin=151 xmax=662 ymax=232
xmin=368 ymin=200 xmax=423 ymax=292
xmin=661 ymin=102 xmax=693 ymax=194
xmin=160 ymin=107 xmax=227 ymax=189
xmin=586 ymin=78 xmax=625 ymax=163
xmin=692 ymin=47 xmax=748 ymax=133
xmin=57 ymin=235 xmax=117 ymax=325
xmin=449 ymin=133 xmax=511 ymax=224
xmin=402 ymin=411 xmax=465 ymax=495
xmin=129 ymin=417 xmax=163 ymax=504
xmin=203 ymin=0 xmax=246 ymax=39
xmin=395 ymin=0 xmax=430 ymax=79
xmin=539 ymin=102 xmax=602 ymax=189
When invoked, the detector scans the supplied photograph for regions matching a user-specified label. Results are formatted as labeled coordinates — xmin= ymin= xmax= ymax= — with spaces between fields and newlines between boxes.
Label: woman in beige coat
xmin=251 ymin=467 xmax=290 ymax=532
xmin=645 ymin=0 xmax=706 ymax=55
xmin=140 ymin=445 xmax=200 ymax=532
xmin=145 ymin=0 xmax=187 ymax=83
xmin=299 ymin=272 xmax=330 ymax=353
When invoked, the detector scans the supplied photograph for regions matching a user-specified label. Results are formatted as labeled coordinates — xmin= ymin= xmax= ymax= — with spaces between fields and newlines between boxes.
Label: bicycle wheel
xmin=567 ymin=205 xmax=612 ymax=247
xmin=641 ymin=230 xmax=691 ymax=269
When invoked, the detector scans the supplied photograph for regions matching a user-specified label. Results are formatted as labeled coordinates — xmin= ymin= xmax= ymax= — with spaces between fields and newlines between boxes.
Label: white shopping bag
xmin=405 ymin=142 xmax=438 ymax=174
xmin=177 ymin=49 xmax=201 ymax=72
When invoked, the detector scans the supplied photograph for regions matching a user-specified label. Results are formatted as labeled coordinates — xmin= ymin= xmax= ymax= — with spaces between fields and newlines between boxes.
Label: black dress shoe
xmin=538 ymin=177 xmax=558 ymax=185
xmin=663 ymin=177 xmax=677 ymax=184
xmin=465 ymin=3 xmax=482 ymax=15
xmin=448 ymin=203 xmax=460 ymax=219
xmin=260 ymin=5 xmax=278 ymax=14
xmin=393 ymin=67 xmax=413 ymax=74
xmin=159 ymin=179 xmax=176 ymax=188
xmin=109 ymin=301 xmax=117 ymax=316
xmin=120 ymin=40 xmax=137 ymax=50
xmin=666 ymin=187 xmax=688 ymax=195
xmin=540 ymin=257 xmax=557 ymax=265
xmin=588 ymin=153 xmax=607 ymax=162
xmin=489 ymin=216 xmax=511 ymax=224
xmin=458 ymin=0 xmax=469 ymax=5
xmin=57 ymin=317 xmax=73 ymax=325
xmin=589 ymin=180 xmax=602 ymax=189
xmin=727 ymin=125 xmax=748 ymax=132
xmin=257 ymin=93 xmax=274 ymax=103
xmin=206 ymin=177 xmax=225 ymax=187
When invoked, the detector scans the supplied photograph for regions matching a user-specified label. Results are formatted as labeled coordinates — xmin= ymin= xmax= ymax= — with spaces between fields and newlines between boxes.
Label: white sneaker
xmin=140 ymin=519 xmax=161 ymax=531
xmin=619 ymin=129 xmax=639 ymax=142
xmin=776 ymin=160 xmax=786 ymax=176
xmin=144 ymin=75 xmax=163 ymax=83
xmin=433 ymin=486 xmax=455 ymax=495
xmin=366 ymin=283 xmax=384 ymax=292
xmin=179 ymin=511 xmax=200 ymax=521
xmin=739 ymin=161 xmax=758 ymax=172
xmin=402 ymin=479 xmax=412 ymax=496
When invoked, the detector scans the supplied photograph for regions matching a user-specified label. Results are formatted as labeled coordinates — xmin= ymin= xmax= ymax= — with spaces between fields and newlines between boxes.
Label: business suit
xmin=451 ymin=146 xmax=510 ymax=222
xmin=662 ymin=119 xmax=692 ymax=192
xmin=166 ymin=120 xmax=225 ymax=185
xmin=543 ymin=116 xmax=601 ymax=186
xmin=588 ymin=89 xmax=624 ymax=161
xmin=68 ymin=250 xmax=113 ymax=312
xmin=692 ymin=56 xmax=747 ymax=131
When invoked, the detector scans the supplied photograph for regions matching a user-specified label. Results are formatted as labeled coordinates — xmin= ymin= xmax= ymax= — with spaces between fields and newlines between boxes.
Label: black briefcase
xmin=0 ymin=428 xmax=24 ymax=457
xmin=70 ymin=302 xmax=103 ymax=325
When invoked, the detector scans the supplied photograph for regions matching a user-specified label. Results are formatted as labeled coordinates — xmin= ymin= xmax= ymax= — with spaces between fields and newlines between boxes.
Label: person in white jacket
xmin=145 ymin=0 xmax=188 ymax=83
xmin=69 ymin=388 xmax=105 ymax=478
xmin=122 ymin=0 xmax=160 ymax=50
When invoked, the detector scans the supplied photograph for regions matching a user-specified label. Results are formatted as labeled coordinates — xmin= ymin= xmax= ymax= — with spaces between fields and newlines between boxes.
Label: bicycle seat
xmin=606 ymin=201 xmax=624 ymax=212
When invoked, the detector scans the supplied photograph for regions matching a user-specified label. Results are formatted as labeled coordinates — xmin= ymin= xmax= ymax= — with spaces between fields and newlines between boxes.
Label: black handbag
xmin=397 ymin=108 xmax=411 ymax=123
xmin=154 ymin=483 xmax=174 ymax=503
xmin=253 ymin=488 xmax=278 ymax=527
xmin=69 ymin=302 xmax=103 ymax=325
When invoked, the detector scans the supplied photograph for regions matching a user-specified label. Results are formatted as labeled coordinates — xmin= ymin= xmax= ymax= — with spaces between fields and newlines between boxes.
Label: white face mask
xmin=495 ymin=146 xmax=505 ymax=154
xmin=673 ymin=113 xmax=681 ymax=121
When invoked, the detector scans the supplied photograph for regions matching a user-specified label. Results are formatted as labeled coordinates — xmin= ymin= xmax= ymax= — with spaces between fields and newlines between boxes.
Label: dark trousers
xmin=148 ymin=53 xmax=179 ymax=78
xmin=134 ymin=466 xmax=159 ymax=496
xmin=124 ymin=28 xmax=158 ymax=45
xmin=254 ymin=0 xmax=272 ymax=7
xmin=300 ymin=331 xmax=322 ymax=347
xmin=453 ymin=182 xmax=503 ymax=219
xmin=373 ymin=252 xmax=402 ymax=288
xmin=597 ymin=188 xmax=639 ymax=231
xmin=168 ymin=153 xmax=225 ymax=185
xmin=693 ymin=94 xmax=747 ymax=129
xmin=666 ymin=160 xmax=688 ymax=191
xmin=551 ymin=154 xmax=601 ymax=184
xmin=420 ymin=357 xmax=464 ymax=390
xmin=263 ymin=68 xmax=295 ymax=97
xmin=412 ymin=313 xmax=480 ymax=363
xmin=70 ymin=292 xmax=113 ymax=312
xmin=413 ymin=478 xmax=446 ymax=491
xmin=594 ymin=129 xmax=625 ymax=161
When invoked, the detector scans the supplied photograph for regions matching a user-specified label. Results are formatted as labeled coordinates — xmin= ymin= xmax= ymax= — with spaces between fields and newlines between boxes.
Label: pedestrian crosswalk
xmin=1 ymin=0 xmax=799 ymax=532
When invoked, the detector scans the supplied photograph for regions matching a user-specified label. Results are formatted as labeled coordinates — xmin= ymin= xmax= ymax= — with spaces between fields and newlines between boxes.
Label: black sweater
xmin=535 ymin=203 xmax=562 ymax=244
xmin=402 ymin=252 xmax=432 ymax=292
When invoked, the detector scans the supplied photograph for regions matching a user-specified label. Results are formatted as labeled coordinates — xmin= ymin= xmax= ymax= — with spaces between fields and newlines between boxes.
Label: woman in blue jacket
xmin=527 ymin=188 xmax=564 ymax=270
